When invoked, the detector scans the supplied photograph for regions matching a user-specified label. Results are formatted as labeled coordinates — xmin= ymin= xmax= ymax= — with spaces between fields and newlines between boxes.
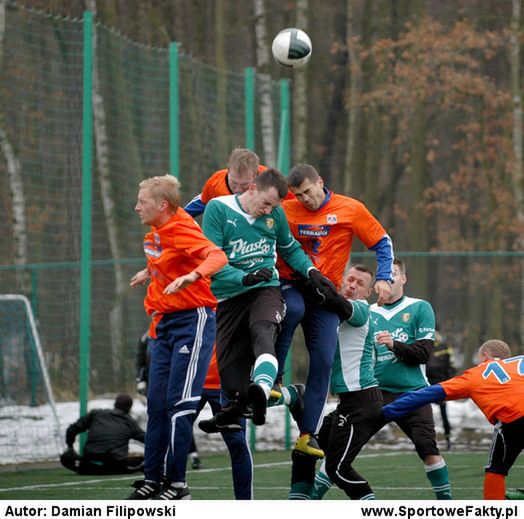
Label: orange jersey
xmin=200 ymin=165 xmax=294 ymax=203
xmin=441 ymin=356 xmax=524 ymax=424
xmin=201 ymin=165 xmax=267 ymax=203
xmin=143 ymin=208 xmax=227 ymax=335
xmin=280 ymin=192 xmax=387 ymax=287
xmin=203 ymin=347 xmax=220 ymax=390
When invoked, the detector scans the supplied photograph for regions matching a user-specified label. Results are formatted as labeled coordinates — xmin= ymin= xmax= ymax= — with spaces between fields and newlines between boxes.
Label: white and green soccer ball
xmin=271 ymin=28 xmax=312 ymax=68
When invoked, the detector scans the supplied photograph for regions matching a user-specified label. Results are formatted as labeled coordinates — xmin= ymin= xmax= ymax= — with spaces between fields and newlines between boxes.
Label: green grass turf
xmin=0 ymin=449 xmax=522 ymax=500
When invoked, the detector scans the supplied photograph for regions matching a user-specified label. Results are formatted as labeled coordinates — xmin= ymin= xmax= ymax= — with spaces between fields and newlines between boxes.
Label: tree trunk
xmin=86 ymin=0 xmax=125 ymax=384
xmin=293 ymin=0 xmax=308 ymax=163
xmin=215 ymin=0 xmax=228 ymax=156
xmin=343 ymin=0 xmax=361 ymax=195
xmin=510 ymin=0 xmax=524 ymax=345
xmin=0 ymin=0 xmax=28 ymax=292
xmin=254 ymin=0 xmax=276 ymax=166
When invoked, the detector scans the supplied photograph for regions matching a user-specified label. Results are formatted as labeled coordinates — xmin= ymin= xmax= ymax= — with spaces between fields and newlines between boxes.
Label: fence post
xmin=169 ymin=42 xmax=180 ymax=177
xmin=79 ymin=10 xmax=94 ymax=451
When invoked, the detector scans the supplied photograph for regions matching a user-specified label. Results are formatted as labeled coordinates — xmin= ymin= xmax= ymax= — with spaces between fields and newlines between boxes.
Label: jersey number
xmin=482 ymin=356 xmax=524 ymax=384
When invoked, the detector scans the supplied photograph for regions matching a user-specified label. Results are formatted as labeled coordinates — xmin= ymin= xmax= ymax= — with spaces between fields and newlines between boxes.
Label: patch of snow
xmin=0 ymin=397 xmax=493 ymax=465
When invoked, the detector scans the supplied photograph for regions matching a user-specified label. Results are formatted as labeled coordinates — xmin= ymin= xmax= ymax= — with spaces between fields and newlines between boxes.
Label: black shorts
xmin=382 ymin=390 xmax=440 ymax=459
xmin=319 ymin=386 xmax=383 ymax=465
xmin=216 ymin=287 xmax=284 ymax=398
xmin=485 ymin=416 xmax=524 ymax=476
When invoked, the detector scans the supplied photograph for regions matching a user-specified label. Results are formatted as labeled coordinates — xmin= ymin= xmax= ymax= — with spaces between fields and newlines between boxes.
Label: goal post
xmin=0 ymin=294 xmax=63 ymax=464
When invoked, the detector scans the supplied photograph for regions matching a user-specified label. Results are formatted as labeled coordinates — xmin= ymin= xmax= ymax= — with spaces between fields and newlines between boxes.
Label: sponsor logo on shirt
xmin=179 ymin=345 xmax=190 ymax=354
xmin=144 ymin=241 xmax=162 ymax=258
xmin=297 ymin=224 xmax=330 ymax=237
xmin=228 ymin=238 xmax=271 ymax=259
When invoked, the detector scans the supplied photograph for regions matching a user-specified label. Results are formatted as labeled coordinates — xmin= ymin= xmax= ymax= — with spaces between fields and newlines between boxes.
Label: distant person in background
xmin=136 ymin=332 xmax=201 ymax=470
xmin=382 ymin=339 xmax=524 ymax=500
xmin=60 ymin=394 xmax=145 ymax=475
xmin=426 ymin=329 xmax=455 ymax=450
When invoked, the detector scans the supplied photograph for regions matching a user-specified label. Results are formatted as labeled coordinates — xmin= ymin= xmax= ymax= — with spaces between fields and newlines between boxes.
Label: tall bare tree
xmin=0 ymin=0 xmax=28 ymax=287
xmin=293 ymin=0 xmax=309 ymax=163
xmin=343 ymin=0 xmax=362 ymax=195
xmin=254 ymin=0 xmax=276 ymax=165
xmin=86 ymin=0 xmax=126 ymax=382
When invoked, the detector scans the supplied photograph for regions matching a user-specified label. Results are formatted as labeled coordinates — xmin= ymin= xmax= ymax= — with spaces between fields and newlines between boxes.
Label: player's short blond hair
xmin=228 ymin=148 xmax=260 ymax=177
xmin=479 ymin=339 xmax=512 ymax=360
xmin=139 ymin=175 xmax=181 ymax=211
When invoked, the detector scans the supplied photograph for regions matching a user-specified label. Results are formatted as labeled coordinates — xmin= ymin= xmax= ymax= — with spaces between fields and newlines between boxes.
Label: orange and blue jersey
xmin=440 ymin=357 xmax=524 ymax=424
xmin=383 ymin=356 xmax=524 ymax=425
xmin=280 ymin=190 xmax=392 ymax=287
xmin=184 ymin=165 xmax=294 ymax=217
xmin=185 ymin=166 xmax=267 ymax=216
xmin=143 ymin=208 xmax=227 ymax=337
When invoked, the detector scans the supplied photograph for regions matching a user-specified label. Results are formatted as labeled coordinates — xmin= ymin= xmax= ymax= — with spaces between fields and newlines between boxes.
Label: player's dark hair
xmin=349 ymin=263 xmax=375 ymax=285
xmin=114 ymin=393 xmax=133 ymax=412
xmin=254 ymin=168 xmax=288 ymax=199
xmin=393 ymin=258 xmax=406 ymax=275
xmin=287 ymin=164 xmax=319 ymax=188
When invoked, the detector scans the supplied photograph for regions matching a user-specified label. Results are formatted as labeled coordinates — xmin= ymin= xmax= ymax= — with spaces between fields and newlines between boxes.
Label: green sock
xmin=425 ymin=460 xmax=452 ymax=499
xmin=252 ymin=353 xmax=278 ymax=394
xmin=268 ymin=385 xmax=297 ymax=407
xmin=288 ymin=482 xmax=313 ymax=500
xmin=311 ymin=461 xmax=333 ymax=500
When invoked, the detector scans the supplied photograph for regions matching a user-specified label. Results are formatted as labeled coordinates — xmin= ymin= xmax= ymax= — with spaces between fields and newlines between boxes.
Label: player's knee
xmin=415 ymin=439 xmax=439 ymax=460
xmin=250 ymin=320 xmax=279 ymax=350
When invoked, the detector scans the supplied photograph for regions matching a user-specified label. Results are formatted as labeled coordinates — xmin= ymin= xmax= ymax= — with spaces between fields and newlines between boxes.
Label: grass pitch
xmin=1 ymin=449 xmax=522 ymax=500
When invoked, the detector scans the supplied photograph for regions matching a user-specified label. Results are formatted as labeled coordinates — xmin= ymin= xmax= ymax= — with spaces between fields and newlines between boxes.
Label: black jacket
xmin=426 ymin=337 xmax=455 ymax=385
xmin=66 ymin=408 xmax=145 ymax=461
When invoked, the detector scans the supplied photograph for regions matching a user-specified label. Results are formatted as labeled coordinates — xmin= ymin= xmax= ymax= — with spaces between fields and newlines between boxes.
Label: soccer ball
xmin=271 ymin=28 xmax=312 ymax=68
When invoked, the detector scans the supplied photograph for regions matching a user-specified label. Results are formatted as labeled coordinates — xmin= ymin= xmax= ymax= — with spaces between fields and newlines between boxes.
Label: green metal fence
xmin=0 ymin=5 xmax=286 ymax=403
xmin=1 ymin=4 xmax=523 ymax=408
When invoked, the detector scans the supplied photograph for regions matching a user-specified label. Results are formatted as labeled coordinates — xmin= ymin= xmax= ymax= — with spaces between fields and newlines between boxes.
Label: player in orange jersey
xmin=383 ymin=339 xmax=524 ymax=500
xmin=276 ymin=164 xmax=394 ymax=465
xmin=184 ymin=148 xmax=267 ymax=216
xmin=127 ymin=175 xmax=227 ymax=501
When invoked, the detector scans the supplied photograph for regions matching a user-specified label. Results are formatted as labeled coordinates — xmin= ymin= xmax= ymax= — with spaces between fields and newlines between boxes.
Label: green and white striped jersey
xmin=371 ymin=296 xmax=435 ymax=393
xmin=202 ymin=195 xmax=314 ymax=301
xmin=330 ymin=299 xmax=378 ymax=394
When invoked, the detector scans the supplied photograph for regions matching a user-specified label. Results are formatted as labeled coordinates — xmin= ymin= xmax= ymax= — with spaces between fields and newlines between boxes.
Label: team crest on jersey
xmin=154 ymin=233 xmax=161 ymax=244
xmin=327 ymin=214 xmax=337 ymax=224
xmin=265 ymin=217 xmax=275 ymax=229
xmin=402 ymin=312 xmax=411 ymax=322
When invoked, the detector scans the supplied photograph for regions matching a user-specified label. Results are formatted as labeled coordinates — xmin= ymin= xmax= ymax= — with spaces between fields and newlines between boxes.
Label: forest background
xmin=1 ymin=0 xmax=524 ymax=398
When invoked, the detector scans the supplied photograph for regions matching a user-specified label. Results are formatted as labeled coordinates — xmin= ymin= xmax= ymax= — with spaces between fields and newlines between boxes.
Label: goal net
xmin=0 ymin=295 xmax=63 ymax=464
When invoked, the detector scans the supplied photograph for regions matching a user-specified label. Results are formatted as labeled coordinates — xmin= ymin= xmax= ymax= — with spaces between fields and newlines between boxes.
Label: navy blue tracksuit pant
xmin=144 ymin=307 xmax=214 ymax=484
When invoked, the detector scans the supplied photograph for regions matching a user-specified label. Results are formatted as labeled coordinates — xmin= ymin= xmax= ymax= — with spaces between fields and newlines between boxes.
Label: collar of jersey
xmin=317 ymin=187 xmax=332 ymax=210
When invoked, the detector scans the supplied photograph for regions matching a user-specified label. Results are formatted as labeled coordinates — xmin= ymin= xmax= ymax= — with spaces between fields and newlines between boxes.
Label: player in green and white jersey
xmin=371 ymin=259 xmax=452 ymax=500
xmin=307 ymin=265 xmax=382 ymax=500
xmin=201 ymin=168 xmax=338 ymax=429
